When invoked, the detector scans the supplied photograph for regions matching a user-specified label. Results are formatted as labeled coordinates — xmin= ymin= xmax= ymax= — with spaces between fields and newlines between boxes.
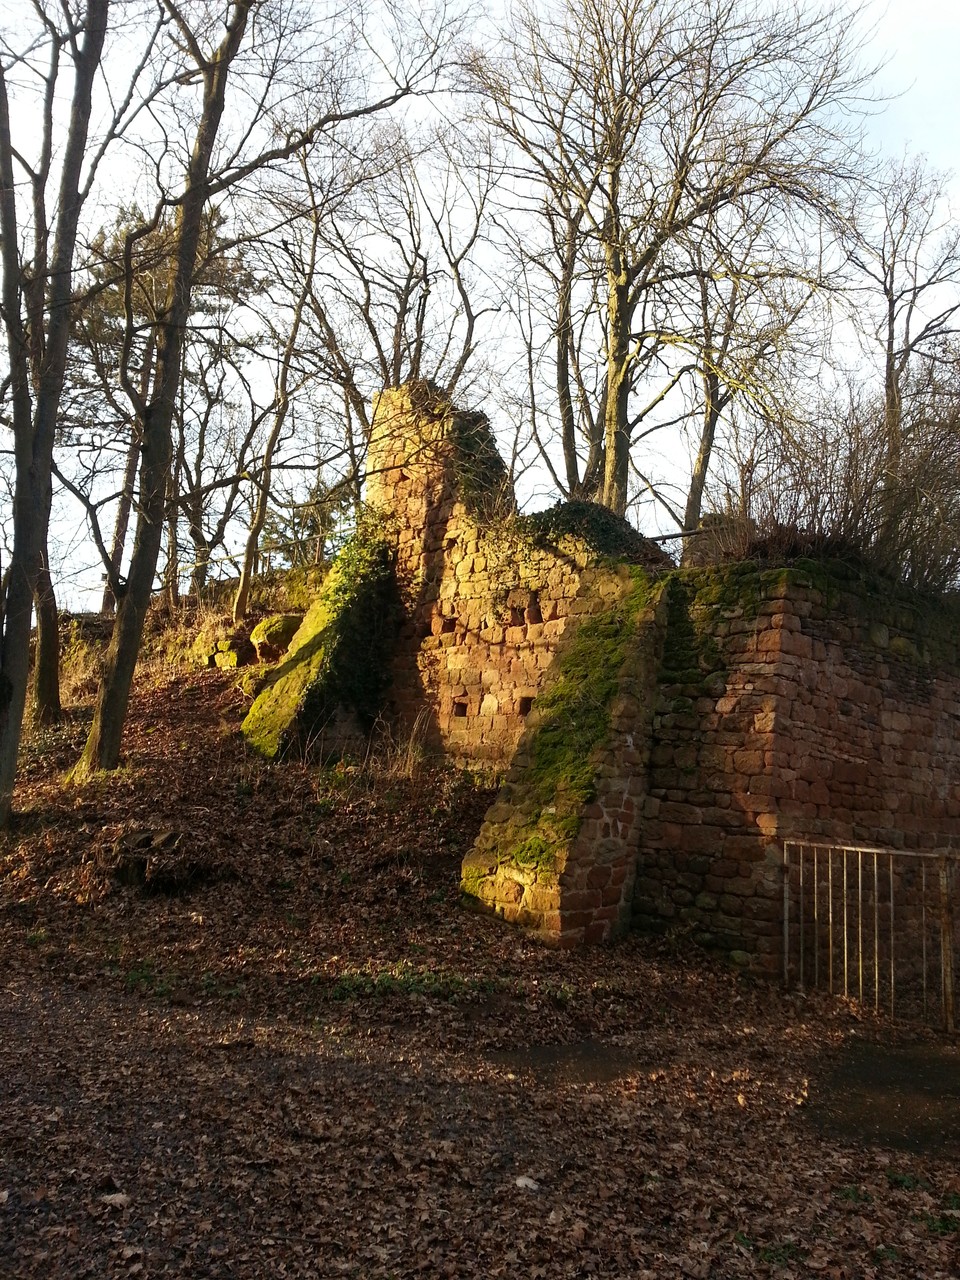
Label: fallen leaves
xmin=0 ymin=669 xmax=957 ymax=1277
xmin=100 ymin=1193 xmax=131 ymax=1210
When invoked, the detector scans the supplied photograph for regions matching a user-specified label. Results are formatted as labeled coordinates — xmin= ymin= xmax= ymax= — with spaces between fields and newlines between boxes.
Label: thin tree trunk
xmin=683 ymin=370 xmax=722 ymax=536
xmin=0 ymin=2 xmax=108 ymax=822
xmin=189 ymin=539 xmax=210 ymax=597
xmin=233 ymin=218 xmax=317 ymax=624
xmin=32 ymin=549 xmax=61 ymax=726
xmin=557 ymin=218 xmax=582 ymax=496
xmin=877 ymin=300 xmax=905 ymax=557
xmin=76 ymin=408 xmax=170 ymax=772
xmin=75 ymin=2 xmax=252 ymax=777
xmin=101 ymin=422 xmax=143 ymax=615
xmin=164 ymin=452 xmax=181 ymax=611
xmin=601 ymin=275 xmax=633 ymax=517
xmin=0 ymin=64 xmax=40 ymax=816
xmin=233 ymin=463 xmax=272 ymax=624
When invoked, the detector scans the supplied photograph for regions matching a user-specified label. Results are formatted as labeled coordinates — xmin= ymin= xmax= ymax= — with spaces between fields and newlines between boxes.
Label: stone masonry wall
xmin=366 ymin=384 xmax=664 ymax=768
xmin=635 ymin=565 xmax=960 ymax=968
xmin=463 ymin=580 xmax=667 ymax=945
xmin=363 ymin=384 xmax=960 ymax=965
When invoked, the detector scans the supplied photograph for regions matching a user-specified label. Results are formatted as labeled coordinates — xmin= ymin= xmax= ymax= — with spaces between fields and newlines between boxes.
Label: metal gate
xmin=782 ymin=842 xmax=958 ymax=1030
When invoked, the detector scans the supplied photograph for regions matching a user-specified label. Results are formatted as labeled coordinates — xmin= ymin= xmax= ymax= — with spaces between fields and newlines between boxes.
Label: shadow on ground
xmin=807 ymin=1038 xmax=960 ymax=1156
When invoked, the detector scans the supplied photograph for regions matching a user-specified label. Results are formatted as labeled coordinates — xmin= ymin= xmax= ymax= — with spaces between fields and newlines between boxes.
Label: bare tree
xmin=0 ymin=0 xmax=156 ymax=820
xmin=231 ymin=217 xmax=319 ymax=623
xmin=846 ymin=154 xmax=960 ymax=475
xmin=74 ymin=0 xmax=453 ymax=775
xmin=676 ymin=200 xmax=825 ymax=534
xmin=61 ymin=204 xmax=258 ymax=612
xmin=230 ymin=120 xmax=499 ymax=624
xmin=476 ymin=0 xmax=873 ymax=516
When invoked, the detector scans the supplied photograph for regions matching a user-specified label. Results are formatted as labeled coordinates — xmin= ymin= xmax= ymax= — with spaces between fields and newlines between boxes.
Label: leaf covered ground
xmin=1 ymin=668 xmax=959 ymax=1278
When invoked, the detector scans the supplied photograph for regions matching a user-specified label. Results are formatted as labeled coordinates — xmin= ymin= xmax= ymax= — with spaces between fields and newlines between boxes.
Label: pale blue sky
xmin=869 ymin=0 xmax=960 ymax=183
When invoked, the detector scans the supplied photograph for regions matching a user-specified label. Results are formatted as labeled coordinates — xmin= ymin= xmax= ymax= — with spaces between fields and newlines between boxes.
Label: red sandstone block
xmin=586 ymin=865 xmax=612 ymax=889
xmin=559 ymin=910 xmax=595 ymax=930
xmin=733 ymin=749 xmax=763 ymax=774
xmin=561 ymin=890 xmax=603 ymax=912
xmin=677 ymin=825 xmax=724 ymax=855
xmin=726 ymin=876 xmax=756 ymax=897
xmin=591 ymin=907 xmax=622 ymax=927
xmin=743 ymin=897 xmax=778 ymax=922
xmin=659 ymin=801 xmax=703 ymax=824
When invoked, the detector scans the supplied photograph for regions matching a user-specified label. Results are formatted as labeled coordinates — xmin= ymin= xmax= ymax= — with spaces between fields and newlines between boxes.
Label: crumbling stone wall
xmin=360 ymin=384 xmax=960 ymax=966
xmin=366 ymin=383 xmax=667 ymax=768
xmin=463 ymin=575 xmax=666 ymax=944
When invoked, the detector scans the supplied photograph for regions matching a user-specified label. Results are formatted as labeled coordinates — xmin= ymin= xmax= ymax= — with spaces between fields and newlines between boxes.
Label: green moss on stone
xmin=513 ymin=834 xmax=555 ymax=873
xmin=889 ymin=635 xmax=922 ymax=662
xmin=518 ymin=500 xmax=667 ymax=567
xmin=241 ymin=522 xmax=400 ymax=760
xmin=658 ymin=575 xmax=725 ymax=686
xmin=448 ymin=408 xmax=511 ymax=520
xmin=484 ymin=568 xmax=653 ymax=878
xmin=250 ymin=613 xmax=302 ymax=656
xmin=460 ymin=866 xmax=488 ymax=900
xmin=672 ymin=555 xmax=960 ymax=673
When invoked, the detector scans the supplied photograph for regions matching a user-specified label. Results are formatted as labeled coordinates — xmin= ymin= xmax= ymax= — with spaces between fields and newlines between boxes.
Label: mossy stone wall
xmin=636 ymin=564 xmax=960 ymax=968
xmin=366 ymin=384 xmax=667 ymax=769
xmin=462 ymin=573 xmax=667 ymax=945
xmin=364 ymin=383 xmax=960 ymax=965
xmin=240 ymin=532 xmax=399 ymax=760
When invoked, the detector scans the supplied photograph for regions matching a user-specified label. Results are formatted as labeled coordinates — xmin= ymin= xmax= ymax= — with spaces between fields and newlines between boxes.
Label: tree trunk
xmin=233 ymin=475 xmax=269 ymax=624
xmin=164 ymin=455 xmax=181 ymax=611
xmin=877 ymin=299 xmax=905 ymax=558
xmin=556 ymin=216 xmax=582 ymax=497
xmin=189 ymin=541 xmax=210 ymax=598
xmin=683 ymin=370 xmax=722 ymax=536
xmin=600 ymin=275 xmax=633 ymax=517
xmin=0 ymin=2 xmax=108 ymax=822
xmin=75 ymin=399 xmax=173 ymax=774
xmin=32 ymin=550 xmax=61 ymax=727
xmin=75 ymin=2 xmax=253 ymax=777
xmin=234 ymin=224 xmax=316 ymax=624
xmin=100 ymin=422 xmax=142 ymax=615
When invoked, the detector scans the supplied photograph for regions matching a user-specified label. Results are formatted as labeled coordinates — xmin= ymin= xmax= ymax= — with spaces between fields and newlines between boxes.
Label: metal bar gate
xmin=783 ymin=842 xmax=959 ymax=1031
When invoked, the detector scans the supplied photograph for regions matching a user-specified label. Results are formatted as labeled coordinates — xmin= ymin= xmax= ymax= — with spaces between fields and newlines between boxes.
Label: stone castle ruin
xmin=242 ymin=383 xmax=960 ymax=971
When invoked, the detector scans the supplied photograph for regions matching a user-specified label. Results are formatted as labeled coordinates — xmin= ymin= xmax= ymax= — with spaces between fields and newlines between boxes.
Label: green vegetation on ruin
xmin=477 ymin=568 xmax=654 ymax=881
xmin=249 ymin=613 xmax=303 ymax=653
xmin=678 ymin=552 xmax=960 ymax=671
xmin=518 ymin=499 xmax=666 ymax=566
xmin=241 ymin=517 xmax=400 ymax=759
xmin=658 ymin=573 xmax=727 ymax=688
xmin=447 ymin=407 xmax=512 ymax=520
